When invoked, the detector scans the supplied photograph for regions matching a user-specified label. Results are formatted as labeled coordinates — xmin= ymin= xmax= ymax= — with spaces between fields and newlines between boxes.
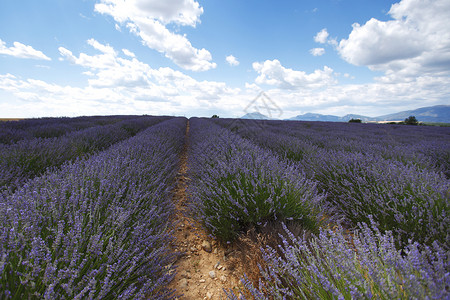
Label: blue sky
xmin=0 ymin=0 xmax=449 ymax=118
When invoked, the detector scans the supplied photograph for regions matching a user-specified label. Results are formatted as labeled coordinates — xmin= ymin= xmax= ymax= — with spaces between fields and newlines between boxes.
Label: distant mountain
xmin=342 ymin=114 xmax=375 ymax=122
xmin=374 ymin=105 xmax=450 ymax=123
xmin=241 ymin=112 xmax=271 ymax=120
xmin=287 ymin=105 xmax=450 ymax=123
xmin=288 ymin=113 xmax=341 ymax=122
xmin=288 ymin=113 xmax=375 ymax=122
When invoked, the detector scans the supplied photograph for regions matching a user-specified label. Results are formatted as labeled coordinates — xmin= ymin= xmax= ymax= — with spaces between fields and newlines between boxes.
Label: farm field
xmin=0 ymin=116 xmax=449 ymax=299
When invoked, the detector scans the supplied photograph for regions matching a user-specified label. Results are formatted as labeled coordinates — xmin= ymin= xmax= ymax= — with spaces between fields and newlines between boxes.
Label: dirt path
xmin=168 ymin=120 xmax=247 ymax=300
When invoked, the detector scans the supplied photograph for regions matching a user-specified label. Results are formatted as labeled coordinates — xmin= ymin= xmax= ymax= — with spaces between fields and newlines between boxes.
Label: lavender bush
xmin=188 ymin=118 xmax=326 ymax=242
xmin=307 ymin=149 xmax=449 ymax=249
xmin=228 ymin=220 xmax=449 ymax=299
xmin=0 ymin=117 xmax=186 ymax=299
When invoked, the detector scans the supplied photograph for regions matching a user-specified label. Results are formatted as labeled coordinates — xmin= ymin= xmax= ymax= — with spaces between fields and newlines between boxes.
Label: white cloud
xmin=1 ymin=39 xmax=245 ymax=118
xmin=313 ymin=28 xmax=337 ymax=47
xmin=226 ymin=55 xmax=239 ymax=66
xmin=55 ymin=40 xmax=237 ymax=112
xmin=96 ymin=0 xmax=203 ymax=26
xmin=59 ymin=39 xmax=153 ymax=87
xmin=88 ymin=39 xmax=117 ymax=56
xmin=1 ymin=61 xmax=450 ymax=119
xmin=122 ymin=49 xmax=136 ymax=58
xmin=129 ymin=18 xmax=216 ymax=71
xmin=343 ymin=73 xmax=355 ymax=80
xmin=252 ymin=59 xmax=336 ymax=89
xmin=314 ymin=28 xmax=329 ymax=44
xmin=2 ymin=35 xmax=449 ymax=119
xmin=337 ymin=0 xmax=450 ymax=82
xmin=310 ymin=48 xmax=325 ymax=56
xmin=59 ymin=42 xmax=119 ymax=73
xmin=0 ymin=39 xmax=51 ymax=60
xmin=246 ymin=74 xmax=450 ymax=119
xmin=95 ymin=0 xmax=216 ymax=71
xmin=338 ymin=18 xmax=423 ymax=66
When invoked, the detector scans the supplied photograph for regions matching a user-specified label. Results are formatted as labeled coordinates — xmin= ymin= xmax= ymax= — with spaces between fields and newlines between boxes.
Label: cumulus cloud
xmin=96 ymin=0 xmax=203 ymax=26
xmin=59 ymin=39 xmax=154 ymax=87
xmin=59 ymin=39 xmax=125 ymax=76
xmin=0 ymin=39 xmax=51 ymax=60
xmin=95 ymin=0 xmax=216 ymax=71
xmin=338 ymin=19 xmax=423 ymax=66
xmin=337 ymin=0 xmax=450 ymax=82
xmin=128 ymin=18 xmax=216 ymax=71
xmin=57 ymin=39 xmax=238 ymax=102
xmin=0 ymin=40 xmax=244 ymax=118
xmin=226 ymin=55 xmax=239 ymax=66
xmin=310 ymin=48 xmax=325 ymax=56
xmin=252 ymin=59 xmax=336 ymax=89
xmin=314 ymin=28 xmax=329 ymax=44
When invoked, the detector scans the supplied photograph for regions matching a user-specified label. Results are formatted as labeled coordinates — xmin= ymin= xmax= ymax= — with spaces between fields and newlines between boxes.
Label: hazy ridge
xmin=241 ymin=105 xmax=450 ymax=123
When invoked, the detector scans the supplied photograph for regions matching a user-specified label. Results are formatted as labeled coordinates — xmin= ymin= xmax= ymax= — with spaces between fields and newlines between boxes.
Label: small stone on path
xmin=179 ymin=278 xmax=188 ymax=289
xmin=209 ymin=270 xmax=216 ymax=278
xmin=202 ymin=240 xmax=212 ymax=252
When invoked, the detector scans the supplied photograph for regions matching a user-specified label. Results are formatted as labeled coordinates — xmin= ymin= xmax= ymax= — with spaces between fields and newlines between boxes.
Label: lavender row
xmin=228 ymin=220 xmax=449 ymax=299
xmin=187 ymin=118 xmax=327 ymax=242
xmin=0 ymin=115 xmax=170 ymax=193
xmin=214 ymin=118 xmax=450 ymax=176
xmin=0 ymin=117 xmax=186 ymax=299
xmin=0 ymin=115 xmax=138 ymax=145
xmin=213 ymin=118 xmax=449 ymax=249
xmin=278 ymin=121 xmax=450 ymax=177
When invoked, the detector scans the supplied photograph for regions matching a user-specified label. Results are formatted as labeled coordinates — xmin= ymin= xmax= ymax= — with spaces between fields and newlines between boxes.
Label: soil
xmin=0 ymin=118 xmax=23 ymax=122
xmin=167 ymin=120 xmax=248 ymax=300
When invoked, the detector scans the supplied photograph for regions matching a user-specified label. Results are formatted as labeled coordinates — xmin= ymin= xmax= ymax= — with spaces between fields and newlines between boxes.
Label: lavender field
xmin=1 ymin=116 xmax=448 ymax=299
xmin=207 ymin=118 xmax=449 ymax=299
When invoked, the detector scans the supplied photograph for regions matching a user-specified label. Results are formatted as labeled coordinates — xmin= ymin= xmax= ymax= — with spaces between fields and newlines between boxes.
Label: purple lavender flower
xmin=229 ymin=221 xmax=449 ymax=299
xmin=0 ymin=117 xmax=185 ymax=299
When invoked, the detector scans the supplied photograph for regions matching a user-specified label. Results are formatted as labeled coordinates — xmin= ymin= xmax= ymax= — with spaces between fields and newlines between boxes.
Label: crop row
xmin=188 ymin=118 xmax=326 ymax=242
xmin=189 ymin=118 xmax=448 ymax=299
xmin=213 ymin=118 xmax=449 ymax=250
xmin=0 ymin=116 xmax=171 ymax=193
xmin=0 ymin=115 xmax=141 ymax=145
xmin=0 ymin=117 xmax=186 ymax=299
xmin=217 ymin=118 xmax=450 ymax=177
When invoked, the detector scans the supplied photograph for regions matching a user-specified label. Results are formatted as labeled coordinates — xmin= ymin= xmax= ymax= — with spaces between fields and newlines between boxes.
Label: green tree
xmin=404 ymin=116 xmax=418 ymax=125
xmin=211 ymin=114 xmax=219 ymax=118
xmin=349 ymin=118 xmax=362 ymax=123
